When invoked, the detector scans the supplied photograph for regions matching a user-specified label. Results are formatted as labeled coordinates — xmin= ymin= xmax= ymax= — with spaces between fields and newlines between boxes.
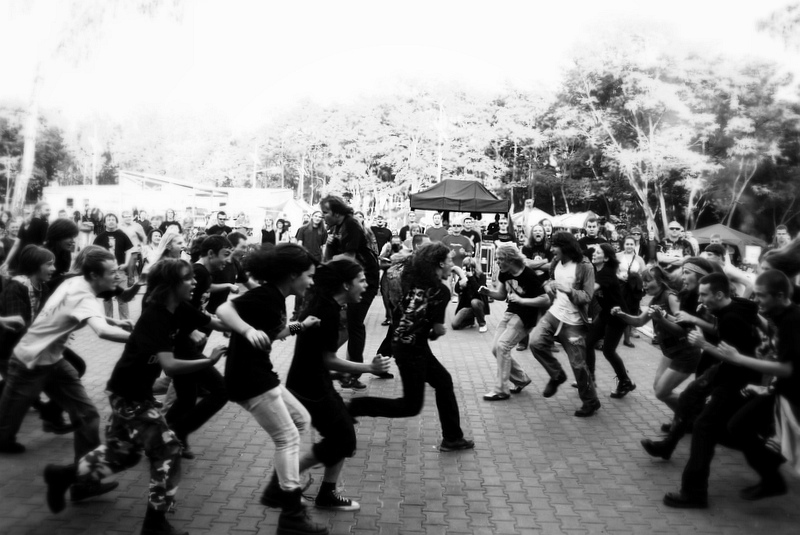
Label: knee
xmin=653 ymin=384 xmax=671 ymax=401
xmin=470 ymin=299 xmax=483 ymax=311
xmin=273 ymin=426 xmax=301 ymax=451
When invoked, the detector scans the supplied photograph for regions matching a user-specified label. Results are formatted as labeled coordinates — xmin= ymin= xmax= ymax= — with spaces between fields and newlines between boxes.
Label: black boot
xmin=141 ymin=507 xmax=188 ymax=535
xmin=278 ymin=489 xmax=329 ymax=535
xmin=260 ymin=471 xmax=283 ymax=508
xmin=44 ymin=464 xmax=77 ymax=514
xmin=640 ymin=438 xmax=677 ymax=460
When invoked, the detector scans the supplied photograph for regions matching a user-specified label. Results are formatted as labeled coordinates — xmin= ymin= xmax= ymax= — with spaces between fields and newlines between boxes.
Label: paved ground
xmin=0 ymin=292 xmax=798 ymax=535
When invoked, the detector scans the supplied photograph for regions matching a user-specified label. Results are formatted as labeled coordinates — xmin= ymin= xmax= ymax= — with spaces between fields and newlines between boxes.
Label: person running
xmin=280 ymin=257 xmax=390 ymax=511
xmin=530 ymin=231 xmax=601 ymax=417
xmin=165 ymin=235 xmax=232 ymax=459
xmin=43 ymin=257 xmax=227 ymax=535
xmin=348 ymin=242 xmax=475 ymax=452
xmin=479 ymin=245 xmax=550 ymax=401
xmin=611 ymin=263 xmax=704 ymax=418
xmin=586 ymin=243 xmax=636 ymax=398
xmin=725 ymin=270 xmax=799 ymax=501
xmin=215 ymin=243 xmax=328 ymax=535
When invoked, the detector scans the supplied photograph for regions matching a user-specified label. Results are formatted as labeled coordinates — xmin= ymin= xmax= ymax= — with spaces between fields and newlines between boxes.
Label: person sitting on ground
xmin=451 ymin=256 xmax=490 ymax=333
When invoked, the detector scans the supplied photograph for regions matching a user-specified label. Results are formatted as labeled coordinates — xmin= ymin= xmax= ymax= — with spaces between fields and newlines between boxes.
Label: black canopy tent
xmin=408 ymin=179 xmax=510 ymax=213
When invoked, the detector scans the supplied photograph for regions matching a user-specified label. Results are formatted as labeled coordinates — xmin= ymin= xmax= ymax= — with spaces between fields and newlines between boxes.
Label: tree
xmin=9 ymin=0 xmax=184 ymax=213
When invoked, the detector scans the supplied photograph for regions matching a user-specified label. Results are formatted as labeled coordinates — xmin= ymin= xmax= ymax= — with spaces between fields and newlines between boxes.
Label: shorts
xmin=667 ymin=348 xmax=702 ymax=375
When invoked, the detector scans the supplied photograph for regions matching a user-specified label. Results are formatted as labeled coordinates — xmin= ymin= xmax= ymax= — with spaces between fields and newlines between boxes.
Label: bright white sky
xmin=1 ymin=0 xmax=798 ymax=131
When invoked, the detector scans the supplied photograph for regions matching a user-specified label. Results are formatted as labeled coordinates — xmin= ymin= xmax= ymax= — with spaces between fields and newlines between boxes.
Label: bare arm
xmin=157 ymin=346 xmax=225 ymax=377
xmin=86 ymin=316 xmax=131 ymax=343
xmin=323 ymin=352 xmax=390 ymax=375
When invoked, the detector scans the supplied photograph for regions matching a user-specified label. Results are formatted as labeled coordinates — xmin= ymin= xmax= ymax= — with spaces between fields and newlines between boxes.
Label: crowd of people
xmin=0 ymin=196 xmax=799 ymax=534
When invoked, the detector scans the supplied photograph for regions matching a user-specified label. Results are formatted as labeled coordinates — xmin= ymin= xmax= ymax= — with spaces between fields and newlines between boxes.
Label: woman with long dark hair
xmin=586 ymin=243 xmax=636 ymax=398
xmin=215 ymin=243 xmax=328 ymax=534
xmin=44 ymin=219 xmax=79 ymax=289
xmin=277 ymin=258 xmax=390 ymax=512
xmin=348 ymin=242 xmax=475 ymax=452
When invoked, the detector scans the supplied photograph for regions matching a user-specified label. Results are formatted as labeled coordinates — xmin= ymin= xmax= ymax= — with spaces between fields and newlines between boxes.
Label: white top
xmin=13 ymin=277 xmax=104 ymax=369
xmin=549 ymin=261 xmax=582 ymax=325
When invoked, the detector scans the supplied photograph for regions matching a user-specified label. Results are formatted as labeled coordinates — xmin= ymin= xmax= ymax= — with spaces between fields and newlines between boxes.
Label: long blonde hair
xmin=144 ymin=228 xmax=183 ymax=273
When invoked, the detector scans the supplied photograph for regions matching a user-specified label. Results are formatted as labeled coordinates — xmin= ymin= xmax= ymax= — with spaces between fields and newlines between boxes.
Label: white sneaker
xmin=479 ymin=325 xmax=488 ymax=333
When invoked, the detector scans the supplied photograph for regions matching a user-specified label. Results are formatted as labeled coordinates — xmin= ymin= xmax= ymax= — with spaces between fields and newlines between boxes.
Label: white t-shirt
xmin=13 ymin=277 xmax=104 ymax=369
xmin=549 ymin=261 xmax=582 ymax=325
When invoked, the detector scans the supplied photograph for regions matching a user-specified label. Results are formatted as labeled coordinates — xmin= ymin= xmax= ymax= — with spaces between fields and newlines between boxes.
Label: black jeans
xmin=165 ymin=365 xmax=228 ymax=441
xmin=346 ymin=286 xmax=377 ymax=378
xmin=349 ymin=342 xmax=464 ymax=442
xmin=585 ymin=312 xmax=629 ymax=382
xmin=677 ymin=367 xmax=750 ymax=498
xmin=728 ymin=393 xmax=785 ymax=482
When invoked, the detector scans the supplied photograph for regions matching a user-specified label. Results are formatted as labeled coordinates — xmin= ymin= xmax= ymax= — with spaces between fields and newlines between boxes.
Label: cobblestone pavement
xmin=0 ymin=293 xmax=798 ymax=535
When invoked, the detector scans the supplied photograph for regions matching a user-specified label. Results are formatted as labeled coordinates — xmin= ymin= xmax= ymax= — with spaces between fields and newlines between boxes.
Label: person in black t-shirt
xmin=216 ymin=243 xmax=328 ymax=534
xmin=206 ymin=211 xmax=233 ymax=236
xmin=93 ymin=213 xmax=134 ymax=320
xmin=284 ymin=258 xmax=390 ymax=511
xmin=166 ymin=235 xmax=232 ymax=459
xmin=321 ymin=195 xmax=380 ymax=390
xmin=585 ymin=244 xmax=635 ymax=398
xmin=43 ymin=258 xmax=226 ymax=534
xmin=725 ymin=270 xmax=799 ymax=501
xmin=577 ymin=217 xmax=607 ymax=260
xmin=348 ymin=242 xmax=475 ymax=452
xmin=478 ymin=245 xmax=550 ymax=400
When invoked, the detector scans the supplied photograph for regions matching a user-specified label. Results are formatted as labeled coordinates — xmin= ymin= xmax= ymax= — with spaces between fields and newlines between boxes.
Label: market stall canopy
xmin=551 ymin=211 xmax=598 ymax=229
xmin=409 ymin=179 xmax=510 ymax=213
xmin=691 ymin=223 xmax=767 ymax=256
xmin=512 ymin=208 xmax=553 ymax=228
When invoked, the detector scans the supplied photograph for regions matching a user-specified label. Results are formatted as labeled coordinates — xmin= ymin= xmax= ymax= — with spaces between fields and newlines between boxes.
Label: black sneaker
xmin=543 ymin=374 xmax=567 ymax=398
xmin=314 ymin=490 xmax=360 ymax=511
xmin=44 ymin=464 xmax=76 ymax=514
xmin=641 ymin=438 xmax=674 ymax=460
xmin=574 ymin=400 xmax=601 ymax=417
xmin=610 ymin=378 xmax=636 ymax=399
xmin=663 ymin=491 xmax=707 ymax=509
xmin=439 ymin=438 xmax=475 ymax=452
xmin=340 ymin=378 xmax=367 ymax=390
xmin=740 ymin=478 xmax=787 ymax=501
xmin=510 ymin=379 xmax=532 ymax=394
xmin=43 ymin=418 xmax=76 ymax=435
xmin=373 ymin=372 xmax=394 ymax=379
xmin=70 ymin=480 xmax=119 ymax=502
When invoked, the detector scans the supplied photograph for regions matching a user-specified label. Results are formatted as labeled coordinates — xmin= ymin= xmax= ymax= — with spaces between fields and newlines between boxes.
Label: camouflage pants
xmin=75 ymin=394 xmax=182 ymax=511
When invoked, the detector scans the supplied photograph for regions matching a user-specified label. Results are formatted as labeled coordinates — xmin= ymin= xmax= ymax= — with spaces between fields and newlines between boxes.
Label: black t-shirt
xmin=296 ymin=225 xmax=325 ymax=260
xmin=594 ymin=262 xmax=623 ymax=312
xmin=207 ymin=258 xmax=248 ymax=314
xmin=498 ymin=267 xmax=545 ymax=327
xmin=285 ymin=296 xmax=342 ymax=400
xmin=207 ymin=224 xmax=232 ymax=236
xmin=393 ymin=284 xmax=449 ymax=347
xmin=578 ymin=235 xmax=607 ymax=258
xmin=461 ymin=229 xmax=482 ymax=247
xmin=94 ymin=230 xmax=133 ymax=265
xmin=771 ymin=304 xmax=800 ymax=406
xmin=159 ymin=221 xmax=183 ymax=234
xmin=107 ymin=302 xmax=209 ymax=401
xmin=371 ymin=226 xmax=393 ymax=252
xmin=327 ymin=216 xmax=380 ymax=289
xmin=261 ymin=229 xmax=276 ymax=245
xmin=491 ymin=232 xmax=515 ymax=245
xmin=522 ymin=241 xmax=552 ymax=262
xmin=190 ymin=263 xmax=213 ymax=312
xmin=21 ymin=217 xmax=48 ymax=247
xmin=224 ymin=284 xmax=286 ymax=401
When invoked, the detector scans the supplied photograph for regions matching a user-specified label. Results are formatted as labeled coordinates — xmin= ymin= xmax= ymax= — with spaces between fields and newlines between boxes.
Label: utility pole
xmin=252 ymin=142 xmax=258 ymax=189
xmin=436 ymin=101 xmax=445 ymax=183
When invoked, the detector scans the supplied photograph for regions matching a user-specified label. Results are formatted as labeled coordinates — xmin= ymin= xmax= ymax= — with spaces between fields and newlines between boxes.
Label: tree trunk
xmin=725 ymin=160 xmax=758 ymax=226
xmin=12 ymin=67 xmax=43 ymax=214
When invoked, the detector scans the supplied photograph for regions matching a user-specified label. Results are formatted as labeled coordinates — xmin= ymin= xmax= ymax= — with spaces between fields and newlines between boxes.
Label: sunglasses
xmin=669 ymin=227 xmax=681 ymax=231
xmin=452 ymin=224 xmax=462 ymax=228
xmin=632 ymin=232 xmax=641 ymax=235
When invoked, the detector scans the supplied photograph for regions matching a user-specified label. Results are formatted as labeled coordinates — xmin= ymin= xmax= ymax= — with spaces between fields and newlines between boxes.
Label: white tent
xmin=552 ymin=211 xmax=598 ymax=229
xmin=511 ymin=207 xmax=553 ymax=229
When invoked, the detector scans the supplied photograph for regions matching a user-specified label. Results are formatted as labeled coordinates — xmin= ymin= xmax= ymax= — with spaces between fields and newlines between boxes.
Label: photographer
xmin=451 ymin=257 xmax=490 ymax=333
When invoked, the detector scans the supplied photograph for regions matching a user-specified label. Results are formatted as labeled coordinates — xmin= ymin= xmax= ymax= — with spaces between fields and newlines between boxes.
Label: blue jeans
xmin=451 ymin=299 xmax=487 ymax=330
xmin=239 ymin=386 xmax=310 ymax=492
xmin=0 ymin=358 xmax=100 ymax=460
xmin=530 ymin=311 xmax=598 ymax=403
xmin=489 ymin=312 xmax=532 ymax=395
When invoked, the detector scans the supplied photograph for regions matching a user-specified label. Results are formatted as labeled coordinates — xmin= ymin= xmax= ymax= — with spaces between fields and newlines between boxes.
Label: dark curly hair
xmin=401 ymin=241 xmax=450 ymax=293
xmin=245 ymin=242 xmax=317 ymax=284
xmin=146 ymin=258 xmax=192 ymax=306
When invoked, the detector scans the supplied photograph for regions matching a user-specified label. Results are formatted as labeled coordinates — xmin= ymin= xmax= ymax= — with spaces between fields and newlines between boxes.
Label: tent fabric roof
xmin=409 ymin=179 xmax=510 ymax=213
xmin=512 ymin=208 xmax=553 ymax=227
xmin=551 ymin=211 xmax=597 ymax=229
xmin=691 ymin=223 xmax=767 ymax=256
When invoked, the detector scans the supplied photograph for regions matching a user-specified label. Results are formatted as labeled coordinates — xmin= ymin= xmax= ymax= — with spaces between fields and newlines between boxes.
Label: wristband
xmin=289 ymin=322 xmax=303 ymax=335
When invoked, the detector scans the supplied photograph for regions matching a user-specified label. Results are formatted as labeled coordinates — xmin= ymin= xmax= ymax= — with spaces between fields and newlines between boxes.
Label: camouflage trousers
xmin=75 ymin=394 xmax=182 ymax=511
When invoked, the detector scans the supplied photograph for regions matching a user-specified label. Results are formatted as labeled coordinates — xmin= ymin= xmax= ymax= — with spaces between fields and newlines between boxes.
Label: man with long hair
xmin=530 ymin=231 xmax=601 ymax=417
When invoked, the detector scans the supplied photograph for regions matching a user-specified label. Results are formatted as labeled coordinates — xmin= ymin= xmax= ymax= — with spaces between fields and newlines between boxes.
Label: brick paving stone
xmin=1 ymin=293 xmax=799 ymax=534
